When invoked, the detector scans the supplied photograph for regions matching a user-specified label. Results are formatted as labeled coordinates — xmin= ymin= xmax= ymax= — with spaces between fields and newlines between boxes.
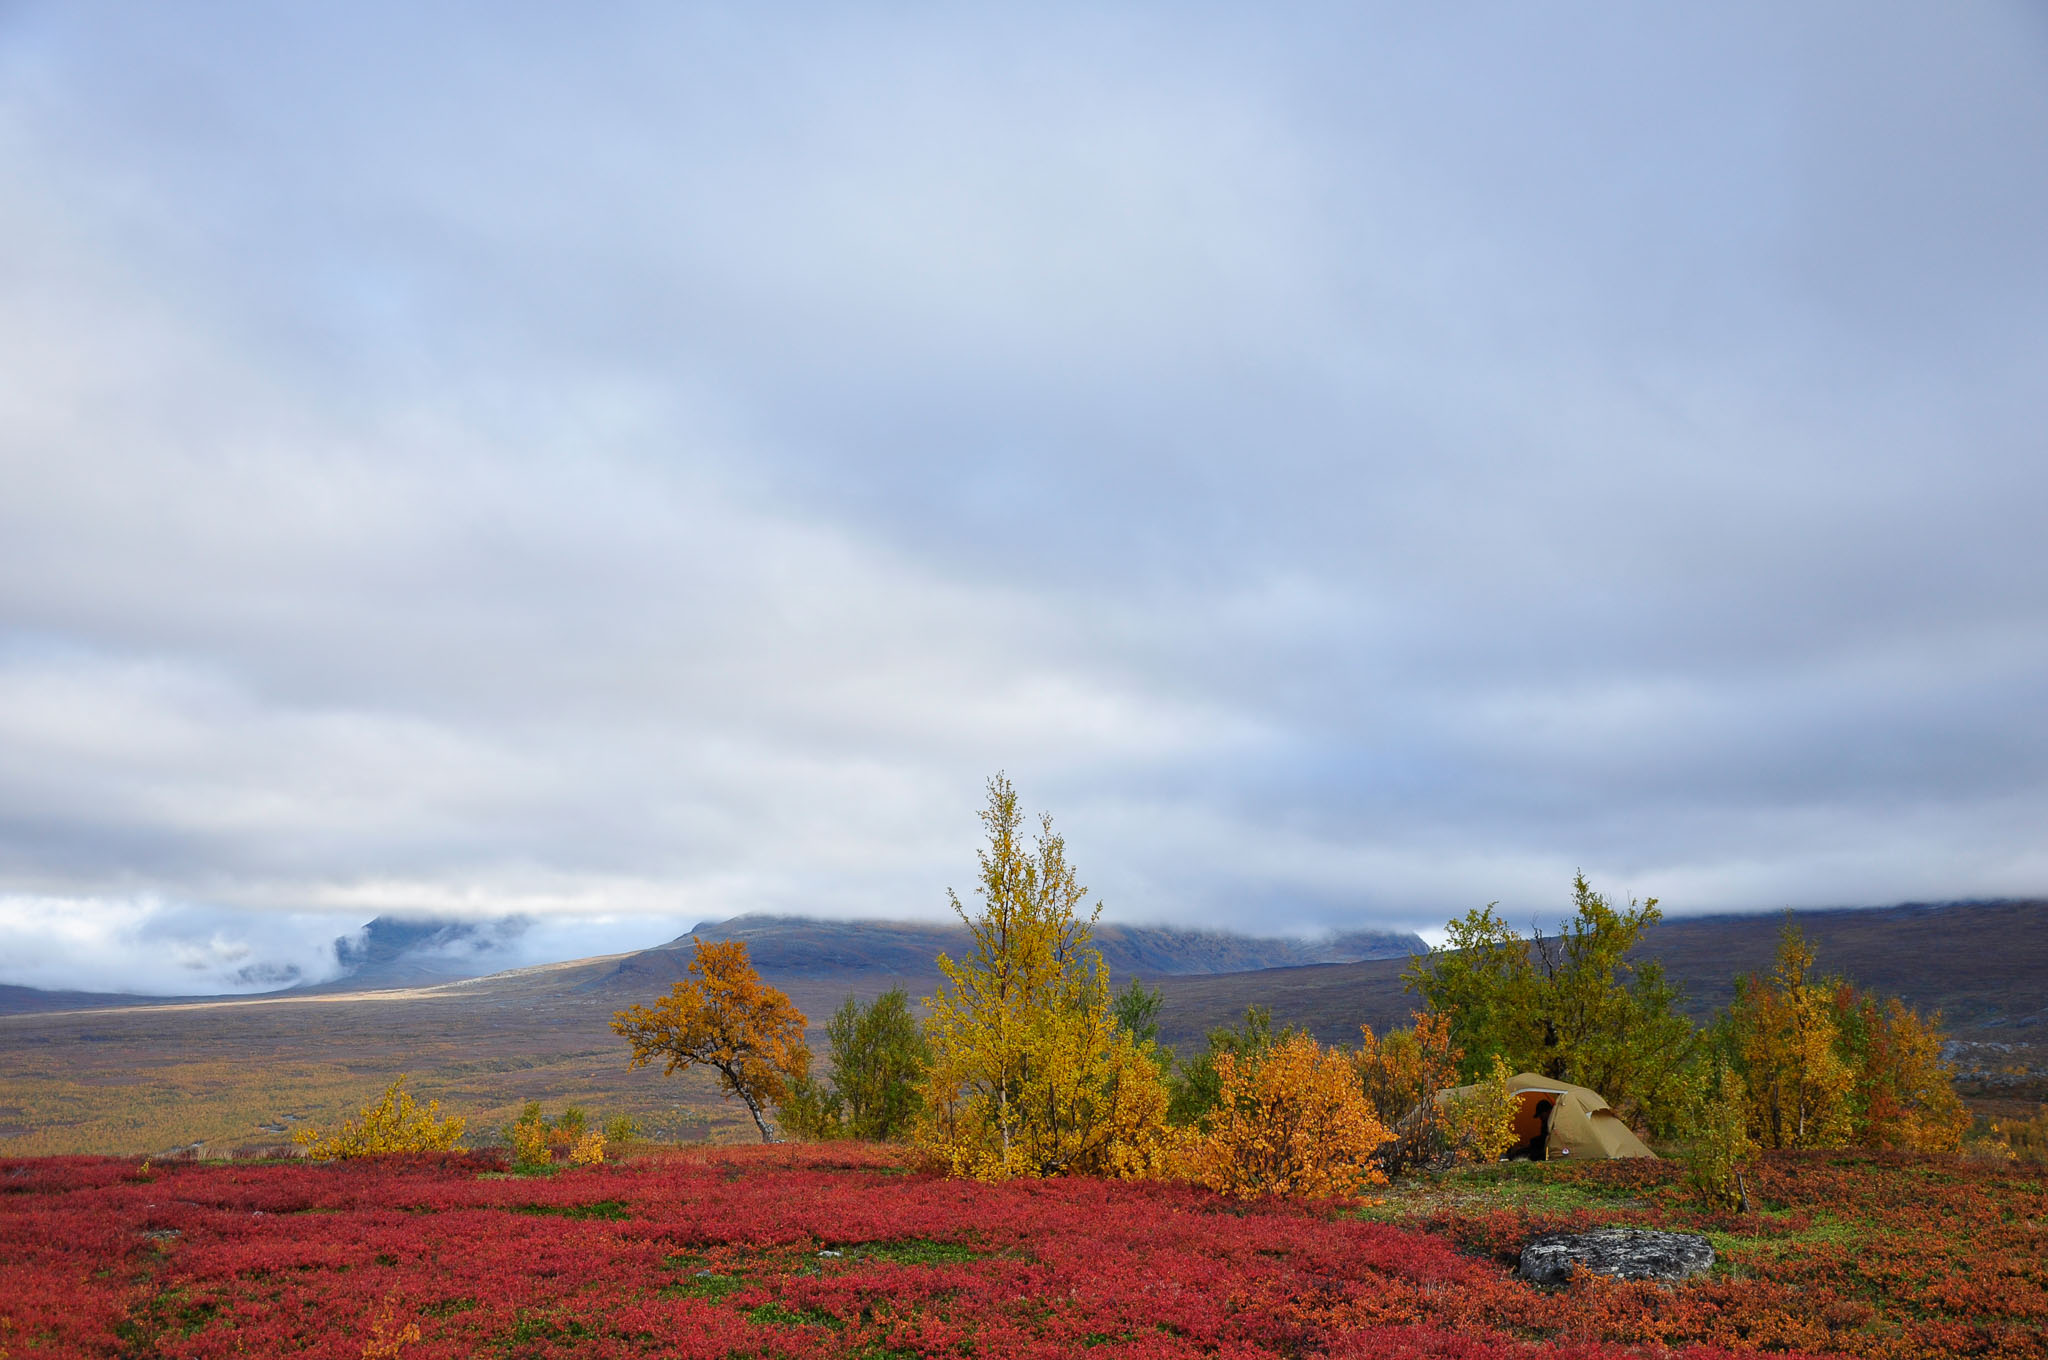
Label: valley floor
xmin=2 ymin=1144 xmax=2042 ymax=1358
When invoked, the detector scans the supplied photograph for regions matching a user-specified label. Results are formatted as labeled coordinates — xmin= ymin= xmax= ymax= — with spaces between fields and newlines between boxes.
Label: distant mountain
xmin=318 ymin=915 xmax=531 ymax=990
xmin=608 ymin=914 xmax=1424 ymax=983
xmin=0 ymin=983 xmax=159 ymax=1016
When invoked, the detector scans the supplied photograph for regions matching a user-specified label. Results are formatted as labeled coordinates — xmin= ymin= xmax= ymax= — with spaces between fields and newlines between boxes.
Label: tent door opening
xmin=1508 ymin=1088 xmax=1568 ymax=1161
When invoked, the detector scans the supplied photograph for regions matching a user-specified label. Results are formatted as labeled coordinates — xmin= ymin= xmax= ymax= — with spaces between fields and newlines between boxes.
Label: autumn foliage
xmin=916 ymin=775 xmax=1176 ymax=1180
xmin=1679 ymin=1059 xmax=1757 ymax=1210
xmin=1725 ymin=923 xmax=1967 ymax=1154
xmin=293 ymin=1077 xmax=465 ymax=1160
xmin=3 ymin=1143 xmax=2042 ymax=1359
xmin=1841 ymin=993 xmax=1969 ymax=1153
xmin=507 ymin=1103 xmax=610 ymax=1169
xmin=1439 ymin=1056 xmax=1522 ymax=1166
xmin=1190 ymin=1031 xmax=1389 ymax=1198
xmin=1356 ymin=1012 xmax=1516 ymax=1172
xmin=612 ymin=937 xmax=810 ymax=1142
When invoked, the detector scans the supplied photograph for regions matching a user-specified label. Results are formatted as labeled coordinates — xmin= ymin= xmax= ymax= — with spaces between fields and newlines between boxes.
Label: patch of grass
xmin=116 ymin=1285 xmax=219 ymax=1348
xmin=509 ymin=1198 xmax=629 ymax=1221
xmin=663 ymin=1269 xmax=745 ymax=1302
xmin=421 ymin=1296 xmax=477 ymax=1318
xmin=839 ymin=1238 xmax=983 ymax=1266
xmin=1704 ymin=1216 xmax=1862 ymax=1272
xmin=1358 ymin=1162 xmax=1652 ymax=1221
xmin=747 ymin=1300 xmax=839 ymax=1329
xmin=503 ymin=1311 xmax=591 ymax=1346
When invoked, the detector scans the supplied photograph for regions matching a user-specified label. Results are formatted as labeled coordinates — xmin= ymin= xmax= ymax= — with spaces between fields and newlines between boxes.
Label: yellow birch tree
xmin=1729 ymin=924 xmax=1855 ymax=1149
xmin=915 ymin=774 xmax=1176 ymax=1179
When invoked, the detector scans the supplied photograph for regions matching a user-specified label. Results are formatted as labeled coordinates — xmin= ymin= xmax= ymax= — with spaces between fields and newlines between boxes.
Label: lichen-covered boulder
xmin=1517 ymin=1227 xmax=1714 ymax=1287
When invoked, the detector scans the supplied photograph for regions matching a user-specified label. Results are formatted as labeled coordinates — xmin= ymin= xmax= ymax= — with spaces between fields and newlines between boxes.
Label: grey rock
xmin=1517 ymin=1228 xmax=1714 ymax=1287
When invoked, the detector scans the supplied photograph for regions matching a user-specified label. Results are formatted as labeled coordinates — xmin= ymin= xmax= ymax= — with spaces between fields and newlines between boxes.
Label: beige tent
xmin=1433 ymin=1072 xmax=1657 ymax=1161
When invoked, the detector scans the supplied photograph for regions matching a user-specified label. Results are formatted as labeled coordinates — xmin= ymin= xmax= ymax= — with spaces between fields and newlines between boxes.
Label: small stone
xmin=818 ymin=1249 xmax=842 ymax=1258
xmin=1517 ymin=1228 xmax=1714 ymax=1287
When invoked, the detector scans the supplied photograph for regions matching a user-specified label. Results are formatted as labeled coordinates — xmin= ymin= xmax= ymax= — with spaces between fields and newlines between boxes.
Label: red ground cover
xmin=1 ymin=1144 xmax=2039 ymax=1358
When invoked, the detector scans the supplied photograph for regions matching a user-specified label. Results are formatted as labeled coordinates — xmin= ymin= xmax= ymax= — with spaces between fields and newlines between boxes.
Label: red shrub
xmin=1 ymin=1144 xmax=2039 ymax=1358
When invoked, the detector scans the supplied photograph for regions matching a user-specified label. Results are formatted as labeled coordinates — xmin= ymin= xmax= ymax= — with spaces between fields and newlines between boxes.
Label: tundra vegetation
xmin=505 ymin=1102 xmax=635 ymax=1170
xmin=4 ymin=1142 xmax=2042 ymax=1358
xmin=4 ymin=776 xmax=2025 ymax=1357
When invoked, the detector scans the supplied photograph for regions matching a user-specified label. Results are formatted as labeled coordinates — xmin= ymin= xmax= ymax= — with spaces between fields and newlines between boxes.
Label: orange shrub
xmin=1190 ymin=1032 xmax=1390 ymax=1199
xmin=1355 ymin=1011 xmax=1461 ymax=1127
xmin=360 ymin=1298 xmax=420 ymax=1358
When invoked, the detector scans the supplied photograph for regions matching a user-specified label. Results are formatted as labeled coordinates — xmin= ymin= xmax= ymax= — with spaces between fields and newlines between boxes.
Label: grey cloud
xmin=1 ymin=3 xmax=2044 ymax=991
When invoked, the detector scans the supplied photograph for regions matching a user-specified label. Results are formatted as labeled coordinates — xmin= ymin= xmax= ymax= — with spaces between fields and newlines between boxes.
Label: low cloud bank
xmin=0 ymin=897 xmax=360 ymax=996
xmin=0 ymin=896 xmax=691 ymax=997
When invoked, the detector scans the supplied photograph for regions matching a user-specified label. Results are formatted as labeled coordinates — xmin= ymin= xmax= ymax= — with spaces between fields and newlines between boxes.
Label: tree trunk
xmin=741 ymin=1092 xmax=776 ymax=1143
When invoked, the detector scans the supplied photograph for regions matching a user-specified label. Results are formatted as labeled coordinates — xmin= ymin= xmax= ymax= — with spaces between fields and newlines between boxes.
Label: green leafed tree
xmin=781 ymin=987 xmax=932 ymax=1142
xmin=1405 ymin=873 xmax=1696 ymax=1134
xmin=1110 ymin=975 xmax=1179 ymax=1080
xmin=1401 ymin=903 xmax=1538 ymax=1081
xmin=1678 ymin=1058 xmax=1756 ymax=1209
xmin=1168 ymin=1004 xmax=1292 ymax=1127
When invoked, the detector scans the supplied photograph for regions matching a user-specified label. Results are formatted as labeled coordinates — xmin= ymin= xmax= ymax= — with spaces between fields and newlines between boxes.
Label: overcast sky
xmin=3 ymin=3 xmax=2045 ymax=995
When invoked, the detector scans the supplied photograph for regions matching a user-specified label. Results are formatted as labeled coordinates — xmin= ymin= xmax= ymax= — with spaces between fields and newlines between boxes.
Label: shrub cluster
xmin=505 ymin=1103 xmax=633 ymax=1170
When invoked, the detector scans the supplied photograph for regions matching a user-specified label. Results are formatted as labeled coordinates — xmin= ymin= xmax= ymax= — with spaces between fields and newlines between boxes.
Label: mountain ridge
xmin=660 ymin=914 xmax=1425 ymax=977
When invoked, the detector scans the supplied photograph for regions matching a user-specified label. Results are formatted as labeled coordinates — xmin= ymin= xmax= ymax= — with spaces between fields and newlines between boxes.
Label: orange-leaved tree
xmin=1356 ymin=1010 xmax=1517 ymax=1172
xmin=1190 ymin=1031 xmax=1389 ymax=1198
xmin=612 ymin=937 xmax=810 ymax=1142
